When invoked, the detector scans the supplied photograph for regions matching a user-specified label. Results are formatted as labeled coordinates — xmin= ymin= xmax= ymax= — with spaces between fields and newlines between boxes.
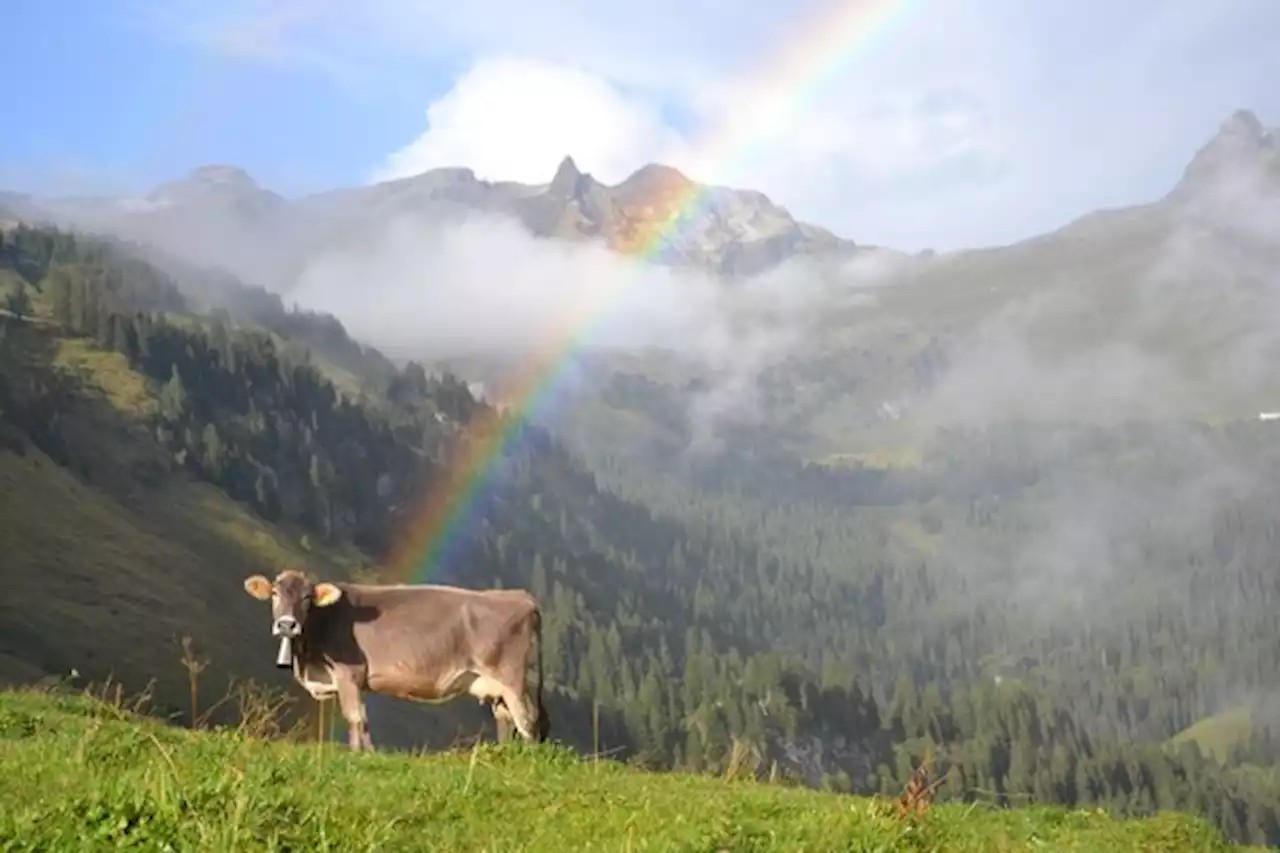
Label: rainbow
xmin=380 ymin=0 xmax=916 ymax=585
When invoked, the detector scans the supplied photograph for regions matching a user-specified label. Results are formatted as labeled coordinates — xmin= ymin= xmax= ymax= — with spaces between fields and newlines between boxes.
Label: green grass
xmin=816 ymin=445 xmax=925 ymax=471
xmin=0 ymin=439 xmax=326 ymax=708
xmin=0 ymin=268 xmax=24 ymax=298
xmin=53 ymin=337 xmax=160 ymax=418
xmin=0 ymin=270 xmax=53 ymax=319
xmin=0 ymin=689 xmax=1250 ymax=853
xmin=1168 ymin=706 xmax=1256 ymax=765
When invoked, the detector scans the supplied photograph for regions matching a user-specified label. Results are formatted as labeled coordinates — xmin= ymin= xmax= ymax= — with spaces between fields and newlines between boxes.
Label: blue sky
xmin=0 ymin=2 xmax=434 ymax=196
xmin=3 ymin=0 xmax=1280 ymax=249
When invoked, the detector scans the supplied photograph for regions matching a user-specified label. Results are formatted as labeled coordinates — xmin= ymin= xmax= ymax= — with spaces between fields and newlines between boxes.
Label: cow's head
xmin=243 ymin=568 xmax=343 ymax=666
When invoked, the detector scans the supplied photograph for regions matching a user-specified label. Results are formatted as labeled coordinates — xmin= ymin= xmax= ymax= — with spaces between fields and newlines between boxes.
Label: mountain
xmin=1170 ymin=109 xmax=1280 ymax=202
xmin=7 ymin=108 xmax=1279 ymax=469
xmin=534 ymin=108 xmax=1280 ymax=464
xmin=12 ymin=156 xmax=858 ymax=287
xmin=541 ymin=156 xmax=849 ymax=271
xmin=48 ymin=106 xmax=1258 ymax=466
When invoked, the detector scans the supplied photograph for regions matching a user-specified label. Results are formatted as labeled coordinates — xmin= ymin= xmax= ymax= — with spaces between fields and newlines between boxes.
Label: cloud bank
xmin=288 ymin=207 xmax=866 ymax=444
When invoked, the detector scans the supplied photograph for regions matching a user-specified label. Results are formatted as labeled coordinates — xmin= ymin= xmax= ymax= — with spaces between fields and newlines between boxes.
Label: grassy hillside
xmin=1170 ymin=707 xmax=1259 ymax=766
xmin=0 ymin=231 xmax=483 ymax=739
xmin=0 ymin=688 xmax=1250 ymax=853
xmin=0 ymin=322 xmax=362 ymax=717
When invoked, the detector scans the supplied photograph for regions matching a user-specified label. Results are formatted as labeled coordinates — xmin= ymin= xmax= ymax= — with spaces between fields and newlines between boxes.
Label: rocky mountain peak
xmin=185 ymin=164 xmax=262 ymax=190
xmin=614 ymin=163 xmax=694 ymax=205
xmin=1170 ymin=109 xmax=1277 ymax=201
xmin=1221 ymin=109 xmax=1268 ymax=140
xmin=549 ymin=156 xmax=584 ymax=197
xmin=146 ymin=164 xmax=283 ymax=212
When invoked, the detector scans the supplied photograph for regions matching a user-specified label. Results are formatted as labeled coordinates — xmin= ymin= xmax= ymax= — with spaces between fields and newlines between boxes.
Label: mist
xmin=287 ymin=209 xmax=860 ymax=443
xmin=874 ymin=145 xmax=1280 ymax=640
xmin=913 ymin=153 xmax=1280 ymax=432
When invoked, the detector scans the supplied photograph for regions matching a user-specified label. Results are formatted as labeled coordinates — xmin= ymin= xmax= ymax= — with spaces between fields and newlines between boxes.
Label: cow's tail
xmin=533 ymin=605 xmax=550 ymax=743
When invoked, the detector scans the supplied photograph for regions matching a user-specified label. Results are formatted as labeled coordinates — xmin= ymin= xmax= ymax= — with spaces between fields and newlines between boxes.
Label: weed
xmin=896 ymin=753 xmax=944 ymax=819
xmin=180 ymin=634 xmax=209 ymax=729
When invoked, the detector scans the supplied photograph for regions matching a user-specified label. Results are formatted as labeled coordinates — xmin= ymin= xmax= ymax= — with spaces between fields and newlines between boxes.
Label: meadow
xmin=0 ymin=686 xmax=1255 ymax=852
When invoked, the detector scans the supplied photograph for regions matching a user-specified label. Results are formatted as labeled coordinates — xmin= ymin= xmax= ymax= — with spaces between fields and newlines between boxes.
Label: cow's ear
xmin=244 ymin=575 xmax=273 ymax=600
xmin=313 ymin=583 xmax=343 ymax=607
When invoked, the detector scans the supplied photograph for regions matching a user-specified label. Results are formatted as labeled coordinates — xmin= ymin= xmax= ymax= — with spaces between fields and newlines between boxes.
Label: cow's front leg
xmin=335 ymin=678 xmax=373 ymax=752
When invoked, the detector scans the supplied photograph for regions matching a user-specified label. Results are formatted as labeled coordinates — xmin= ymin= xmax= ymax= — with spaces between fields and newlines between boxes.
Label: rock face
xmin=515 ymin=155 xmax=623 ymax=241
xmin=603 ymin=163 xmax=846 ymax=274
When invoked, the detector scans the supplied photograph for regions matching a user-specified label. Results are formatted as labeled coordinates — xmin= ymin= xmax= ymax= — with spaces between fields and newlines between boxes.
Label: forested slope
xmin=2 ymin=224 xmax=1280 ymax=846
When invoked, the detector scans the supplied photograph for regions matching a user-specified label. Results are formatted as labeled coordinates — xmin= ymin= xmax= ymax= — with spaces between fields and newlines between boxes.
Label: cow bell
xmin=275 ymin=636 xmax=294 ymax=669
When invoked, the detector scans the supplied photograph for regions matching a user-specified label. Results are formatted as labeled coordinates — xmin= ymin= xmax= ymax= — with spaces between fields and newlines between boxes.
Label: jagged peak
xmin=1219 ymin=109 xmax=1267 ymax=141
xmin=1198 ymin=109 xmax=1273 ymax=157
xmin=553 ymin=155 xmax=581 ymax=182
xmin=1169 ymin=108 xmax=1276 ymax=201
xmin=549 ymin=156 xmax=585 ymax=197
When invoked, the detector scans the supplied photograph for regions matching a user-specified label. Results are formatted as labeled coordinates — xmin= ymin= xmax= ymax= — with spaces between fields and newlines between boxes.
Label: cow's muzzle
xmin=271 ymin=616 xmax=300 ymax=669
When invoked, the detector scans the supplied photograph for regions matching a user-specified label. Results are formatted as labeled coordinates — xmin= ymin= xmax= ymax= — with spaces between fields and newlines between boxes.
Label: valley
xmin=3 ymin=107 xmax=1280 ymax=847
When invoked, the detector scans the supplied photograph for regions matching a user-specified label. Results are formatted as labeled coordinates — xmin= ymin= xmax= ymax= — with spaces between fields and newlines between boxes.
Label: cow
xmin=242 ymin=568 xmax=549 ymax=751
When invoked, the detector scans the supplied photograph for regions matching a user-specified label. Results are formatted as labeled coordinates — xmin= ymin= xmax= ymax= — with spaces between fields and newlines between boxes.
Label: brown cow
xmin=242 ymin=568 xmax=549 ymax=750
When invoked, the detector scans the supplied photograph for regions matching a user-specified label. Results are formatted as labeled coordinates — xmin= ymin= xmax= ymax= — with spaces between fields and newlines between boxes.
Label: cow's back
xmin=316 ymin=584 xmax=536 ymax=692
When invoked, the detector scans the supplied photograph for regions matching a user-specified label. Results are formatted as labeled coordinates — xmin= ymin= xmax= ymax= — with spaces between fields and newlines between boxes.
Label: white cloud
xmin=367 ymin=52 xmax=1009 ymax=243
xmin=290 ymin=211 xmax=704 ymax=354
xmin=289 ymin=207 xmax=835 ymax=360
xmin=371 ymin=58 xmax=692 ymax=186
xmin=145 ymin=0 xmax=1280 ymax=250
xmin=287 ymin=208 xmax=847 ymax=442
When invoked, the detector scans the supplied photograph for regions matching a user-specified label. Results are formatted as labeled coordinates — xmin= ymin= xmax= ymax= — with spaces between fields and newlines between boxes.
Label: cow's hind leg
xmin=336 ymin=678 xmax=373 ymax=752
xmin=498 ymin=687 xmax=540 ymax=743
xmin=489 ymin=697 xmax=516 ymax=743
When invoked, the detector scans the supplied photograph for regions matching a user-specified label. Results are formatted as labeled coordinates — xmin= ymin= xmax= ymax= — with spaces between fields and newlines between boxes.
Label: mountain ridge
xmin=6 ymin=153 xmax=863 ymax=285
xmin=5 ymin=107 xmax=1273 ymax=271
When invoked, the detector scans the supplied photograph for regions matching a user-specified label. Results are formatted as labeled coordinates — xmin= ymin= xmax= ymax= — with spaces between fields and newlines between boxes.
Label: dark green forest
xmin=2 ymin=223 xmax=1279 ymax=846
